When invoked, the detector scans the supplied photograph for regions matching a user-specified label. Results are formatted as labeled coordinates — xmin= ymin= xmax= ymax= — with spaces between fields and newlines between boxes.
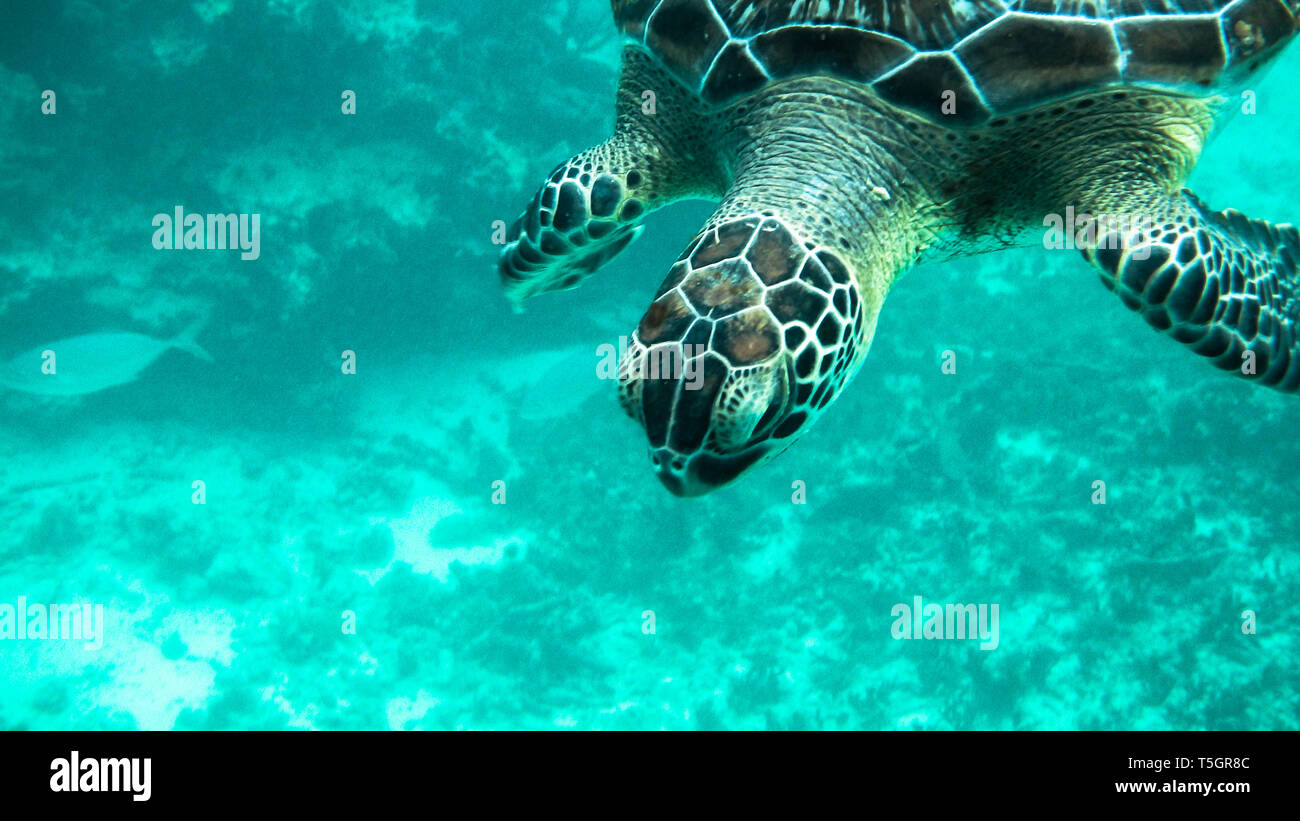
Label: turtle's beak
xmin=651 ymin=445 xmax=773 ymax=497
xmin=634 ymin=353 xmax=790 ymax=497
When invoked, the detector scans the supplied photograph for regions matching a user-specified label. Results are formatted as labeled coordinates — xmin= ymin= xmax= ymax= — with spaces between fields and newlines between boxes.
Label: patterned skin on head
xmin=618 ymin=215 xmax=871 ymax=496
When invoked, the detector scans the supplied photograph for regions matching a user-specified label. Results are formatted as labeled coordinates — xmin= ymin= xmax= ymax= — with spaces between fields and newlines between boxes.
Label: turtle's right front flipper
xmin=498 ymin=48 xmax=721 ymax=306
xmin=1085 ymin=190 xmax=1300 ymax=391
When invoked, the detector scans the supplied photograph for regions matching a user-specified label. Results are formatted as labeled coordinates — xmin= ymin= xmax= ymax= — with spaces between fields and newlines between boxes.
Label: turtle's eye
xmin=619 ymin=217 xmax=870 ymax=496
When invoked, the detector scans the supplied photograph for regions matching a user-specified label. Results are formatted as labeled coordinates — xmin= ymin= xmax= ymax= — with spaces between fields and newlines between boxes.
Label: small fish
xmin=0 ymin=320 xmax=212 ymax=396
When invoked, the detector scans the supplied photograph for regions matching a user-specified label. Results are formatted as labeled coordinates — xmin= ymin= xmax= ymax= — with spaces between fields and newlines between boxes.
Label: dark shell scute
xmin=645 ymin=0 xmax=729 ymax=85
xmin=691 ymin=219 xmax=759 ymax=267
xmin=1222 ymin=0 xmax=1297 ymax=65
xmin=701 ymin=41 xmax=770 ymax=104
xmin=766 ymin=280 xmax=828 ymax=325
xmin=612 ymin=0 xmax=659 ymax=39
xmin=714 ymin=0 xmax=1005 ymax=52
xmin=954 ymin=13 xmax=1122 ymax=111
xmin=640 ymin=375 xmax=674 ymax=447
xmin=1117 ymin=16 xmax=1227 ymax=86
xmin=618 ymin=0 xmax=1297 ymax=117
xmin=746 ymin=220 xmax=804 ymax=285
xmin=639 ymin=290 xmax=695 ymax=345
xmin=714 ymin=309 xmax=782 ymax=366
xmin=797 ymin=254 xmax=834 ymax=292
xmin=817 ymin=251 xmax=853 ymax=285
xmin=681 ymin=262 xmax=763 ymax=317
xmin=749 ymin=24 xmax=913 ymax=85
xmin=872 ymin=52 xmax=991 ymax=125
xmin=669 ymin=354 xmax=726 ymax=452
xmin=654 ymin=260 xmax=692 ymax=300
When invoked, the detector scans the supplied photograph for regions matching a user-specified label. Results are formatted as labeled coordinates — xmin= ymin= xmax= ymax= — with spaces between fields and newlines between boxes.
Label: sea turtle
xmin=498 ymin=0 xmax=1300 ymax=496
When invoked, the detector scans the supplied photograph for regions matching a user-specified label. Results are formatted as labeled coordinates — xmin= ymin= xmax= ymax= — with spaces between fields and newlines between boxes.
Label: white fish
xmin=0 ymin=321 xmax=212 ymax=396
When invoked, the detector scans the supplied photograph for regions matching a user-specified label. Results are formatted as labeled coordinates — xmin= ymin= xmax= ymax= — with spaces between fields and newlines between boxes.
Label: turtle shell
xmin=612 ymin=0 xmax=1299 ymax=123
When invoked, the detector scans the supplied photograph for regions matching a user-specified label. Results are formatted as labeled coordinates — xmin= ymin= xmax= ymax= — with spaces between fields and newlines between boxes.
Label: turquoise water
xmin=0 ymin=1 xmax=1296 ymax=730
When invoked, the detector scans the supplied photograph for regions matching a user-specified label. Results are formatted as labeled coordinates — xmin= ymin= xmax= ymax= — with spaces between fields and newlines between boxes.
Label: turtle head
xmin=619 ymin=216 xmax=872 ymax=496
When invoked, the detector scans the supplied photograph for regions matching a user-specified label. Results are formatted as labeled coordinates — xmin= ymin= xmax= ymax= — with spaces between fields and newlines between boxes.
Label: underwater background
xmin=0 ymin=0 xmax=1296 ymax=730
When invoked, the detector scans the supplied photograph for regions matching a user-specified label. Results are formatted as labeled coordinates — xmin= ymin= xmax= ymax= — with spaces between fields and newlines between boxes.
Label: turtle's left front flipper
xmin=1084 ymin=190 xmax=1300 ymax=391
xmin=497 ymin=48 xmax=721 ymax=307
